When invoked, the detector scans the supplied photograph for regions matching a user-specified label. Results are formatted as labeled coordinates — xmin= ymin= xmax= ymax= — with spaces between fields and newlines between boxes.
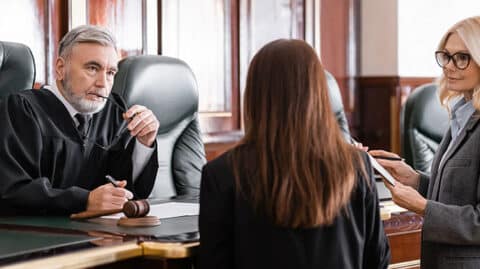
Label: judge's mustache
xmin=90 ymin=93 xmax=127 ymax=113
xmin=89 ymin=93 xmax=137 ymax=121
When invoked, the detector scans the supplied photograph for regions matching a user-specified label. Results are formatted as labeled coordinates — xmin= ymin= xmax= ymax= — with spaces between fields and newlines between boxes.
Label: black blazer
xmin=199 ymin=149 xmax=390 ymax=269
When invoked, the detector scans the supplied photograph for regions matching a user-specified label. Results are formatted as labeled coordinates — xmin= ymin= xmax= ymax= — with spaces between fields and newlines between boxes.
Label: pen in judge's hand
xmin=105 ymin=175 xmax=119 ymax=187
xmin=104 ymin=175 xmax=133 ymax=200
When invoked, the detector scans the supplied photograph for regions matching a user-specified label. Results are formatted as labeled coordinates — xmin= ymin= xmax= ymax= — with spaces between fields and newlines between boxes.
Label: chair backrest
xmin=401 ymin=83 xmax=449 ymax=173
xmin=112 ymin=55 xmax=206 ymax=198
xmin=0 ymin=41 xmax=36 ymax=98
xmin=325 ymin=70 xmax=351 ymax=141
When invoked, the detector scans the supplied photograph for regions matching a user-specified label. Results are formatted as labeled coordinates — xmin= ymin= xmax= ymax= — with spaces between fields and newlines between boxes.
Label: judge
xmin=0 ymin=25 xmax=159 ymax=215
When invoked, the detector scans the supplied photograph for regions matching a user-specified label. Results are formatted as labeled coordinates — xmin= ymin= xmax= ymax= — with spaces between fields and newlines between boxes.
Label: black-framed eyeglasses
xmin=81 ymin=94 xmax=132 ymax=151
xmin=82 ymin=122 xmax=131 ymax=151
xmin=435 ymin=51 xmax=472 ymax=70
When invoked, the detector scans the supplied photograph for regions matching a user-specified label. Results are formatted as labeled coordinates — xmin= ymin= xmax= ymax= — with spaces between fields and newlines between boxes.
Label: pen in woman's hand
xmin=105 ymin=175 xmax=119 ymax=187
xmin=373 ymin=156 xmax=405 ymax=162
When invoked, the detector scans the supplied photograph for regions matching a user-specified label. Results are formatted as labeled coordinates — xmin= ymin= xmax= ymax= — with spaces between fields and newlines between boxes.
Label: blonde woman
xmin=371 ymin=16 xmax=480 ymax=269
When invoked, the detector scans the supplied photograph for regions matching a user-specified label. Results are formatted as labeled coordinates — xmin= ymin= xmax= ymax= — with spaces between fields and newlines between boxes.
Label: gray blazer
xmin=418 ymin=112 xmax=480 ymax=269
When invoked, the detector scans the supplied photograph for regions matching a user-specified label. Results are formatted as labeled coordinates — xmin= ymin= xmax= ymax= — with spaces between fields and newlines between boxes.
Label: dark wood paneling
xmin=357 ymin=76 xmax=436 ymax=152
xmin=398 ymin=77 xmax=435 ymax=105
xmin=203 ymin=131 xmax=243 ymax=161
xmin=384 ymin=212 xmax=423 ymax=264
xmin=320 ymin=0 xmax=360 ymax=137
xmin=205 ymin=142 xmax=237 ymax=162
xmin=320 ymin=0 xmax=350 ymax=105
xmin=230 ymin=0 xmax=240 ymax=130
xmin=357 ymin=76 xmax=399 ymax=151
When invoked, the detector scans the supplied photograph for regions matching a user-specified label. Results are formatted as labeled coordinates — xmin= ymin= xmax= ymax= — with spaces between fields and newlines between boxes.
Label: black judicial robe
xmin=0 ymin=89 xmax=159 ymax=215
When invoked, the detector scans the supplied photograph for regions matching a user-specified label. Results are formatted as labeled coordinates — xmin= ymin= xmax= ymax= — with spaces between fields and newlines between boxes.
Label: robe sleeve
xmin=106 ymin=138 xmax=158 ymax=200
xmin=0 ymin=95 xmax=90 ymax=214
xmin=103 ymin=93 xmax=159 ymax=200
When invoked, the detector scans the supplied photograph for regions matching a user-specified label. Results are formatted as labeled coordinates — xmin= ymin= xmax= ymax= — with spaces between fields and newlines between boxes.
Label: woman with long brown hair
xmin=199 ymin=39 xmax=390 ymax=269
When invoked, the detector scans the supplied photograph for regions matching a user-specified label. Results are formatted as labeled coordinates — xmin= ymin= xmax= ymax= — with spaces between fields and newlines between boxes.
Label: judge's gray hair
xmin=58 ymin=25 xmax=117 ymax=58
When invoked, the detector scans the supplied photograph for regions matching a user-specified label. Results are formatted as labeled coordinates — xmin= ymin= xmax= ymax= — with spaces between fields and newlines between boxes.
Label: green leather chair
xmin=0 ymin=41 xmax=36 ymax=98
xmin=401 ymin=83 xmax=449 ymax=173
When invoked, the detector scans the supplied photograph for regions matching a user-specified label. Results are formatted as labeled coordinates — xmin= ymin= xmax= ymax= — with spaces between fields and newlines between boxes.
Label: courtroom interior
xmin=1 ymin=0 xmax=480 ymax=269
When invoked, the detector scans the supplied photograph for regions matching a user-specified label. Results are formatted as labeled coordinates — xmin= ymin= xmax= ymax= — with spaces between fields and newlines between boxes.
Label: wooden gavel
xmin=122 ymin=199 xmax=150 ymax=217
xmin=70 ymin=199 xmax=150 ymax=220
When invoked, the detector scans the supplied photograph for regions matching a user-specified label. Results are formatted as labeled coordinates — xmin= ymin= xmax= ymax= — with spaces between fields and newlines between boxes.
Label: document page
xmin=102 ymin=202 xmax=199 ymax=219
xmin=368 ymin=154 xmax=396 ymax=186
xmin=149 ymin=202 xmax=199 ymax=219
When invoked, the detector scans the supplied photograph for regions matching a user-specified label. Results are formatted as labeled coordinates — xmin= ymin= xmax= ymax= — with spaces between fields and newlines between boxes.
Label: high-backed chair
xmin=325 ymin=70 xmax=351 ymax=141
xmin=0 ymin=41 xmax=36 ymax=98
xmin=401 ymin=83 xmax=449 ymax=173
xmin=112 ymin=55 xmax=206 ymax=198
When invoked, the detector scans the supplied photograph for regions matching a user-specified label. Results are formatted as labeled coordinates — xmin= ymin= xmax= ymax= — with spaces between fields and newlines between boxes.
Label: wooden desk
xmin=0 ymin=203 xmax=421 ymax=269
xmin=0 ymin=230 xmax=199 ymax=269
xmin=0 ymin=202 xmax=199 ymax=269
xmin=0 ymin=241 xmax=199 ymax=269
xmin=384 ymin=211 xmax=423 ymax=269
xmin=0 ymin=242 xmax=142 ymax=269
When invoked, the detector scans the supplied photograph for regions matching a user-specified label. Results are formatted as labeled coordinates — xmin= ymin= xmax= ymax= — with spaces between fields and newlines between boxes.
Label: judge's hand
xmin=384 ymin=180 xmax=427 ymax=215
xmin=368 ymin=149 xmax=420 ymax=188
xmin=87 ymin=180 xmax=133 ymax=211
xmin=124 ymin=105 xmax=160 ymax=147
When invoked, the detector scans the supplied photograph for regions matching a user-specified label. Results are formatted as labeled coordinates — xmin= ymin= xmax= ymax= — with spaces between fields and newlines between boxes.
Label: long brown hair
xmin=231 ymin=39 xmax=363 ymax=228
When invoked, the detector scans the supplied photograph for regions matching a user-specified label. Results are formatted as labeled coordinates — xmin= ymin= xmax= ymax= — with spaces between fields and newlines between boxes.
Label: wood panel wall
xmin=203 ymin=0 xmax=436 ymax=160
xmin=357 ymin=76 xmax=435 ymax=153
xmin=320 ymin=0 xmax=360 ymax=137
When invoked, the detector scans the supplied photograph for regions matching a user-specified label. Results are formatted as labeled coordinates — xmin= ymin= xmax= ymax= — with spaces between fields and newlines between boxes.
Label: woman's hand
xmin=384 ymin=180 xmax=427 ymax=215
xmin=368 ymin=150 xmax=420 ymax=188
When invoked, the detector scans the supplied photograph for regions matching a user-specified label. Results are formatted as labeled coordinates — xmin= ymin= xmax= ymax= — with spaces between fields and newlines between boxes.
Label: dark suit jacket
xmin=199 ymin=149 xmax=390 ymax=269
xmin=418 ymin=112 xmax=480 ymax=269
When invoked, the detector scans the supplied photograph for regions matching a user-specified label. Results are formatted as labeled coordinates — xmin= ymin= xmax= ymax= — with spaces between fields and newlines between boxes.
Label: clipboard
xmin=368 ymin=154 xmax=396 ymax=186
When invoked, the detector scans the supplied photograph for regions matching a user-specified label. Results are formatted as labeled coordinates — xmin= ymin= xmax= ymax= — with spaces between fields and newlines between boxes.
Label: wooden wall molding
xmin=356 ymin=76 xmax=436 ymax=153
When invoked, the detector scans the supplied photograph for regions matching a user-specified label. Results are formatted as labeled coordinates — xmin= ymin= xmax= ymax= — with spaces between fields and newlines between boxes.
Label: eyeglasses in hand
xmin=82 ymin=93 xmax=132 ymax=150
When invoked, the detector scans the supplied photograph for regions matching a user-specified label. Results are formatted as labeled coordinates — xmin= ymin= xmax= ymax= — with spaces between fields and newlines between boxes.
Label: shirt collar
xmin=451 ymin=97 xmax=475 ymax=120
xmin=450 ymin=97 xmax=476 ymax=138
xmin=44 ymin=81 xmax=82 ymax=119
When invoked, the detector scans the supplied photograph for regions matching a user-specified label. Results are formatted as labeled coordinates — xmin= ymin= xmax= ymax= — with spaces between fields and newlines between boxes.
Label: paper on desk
xmin=101 ymin=202 xmax=199 ymax=220
xmin=368 ymin=154 xmax=396 ymax=186
xmin=381 ymin=200 xmax=408 ymax=214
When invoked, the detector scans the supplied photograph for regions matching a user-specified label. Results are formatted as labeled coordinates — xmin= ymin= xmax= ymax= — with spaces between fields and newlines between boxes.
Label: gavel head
xmin=123 ymin=199 xmax=150 ymax=218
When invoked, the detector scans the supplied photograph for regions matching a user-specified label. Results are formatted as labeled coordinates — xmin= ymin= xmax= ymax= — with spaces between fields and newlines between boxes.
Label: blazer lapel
xmin=431 ymin=112 xmax=480 ymax=200
xmin=428 ymin=128 xmax=451 ymax=199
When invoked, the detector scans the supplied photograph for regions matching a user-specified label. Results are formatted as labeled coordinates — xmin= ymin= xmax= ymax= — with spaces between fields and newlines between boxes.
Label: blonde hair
xmin=437 ymin=16 xmax=480 ymax=111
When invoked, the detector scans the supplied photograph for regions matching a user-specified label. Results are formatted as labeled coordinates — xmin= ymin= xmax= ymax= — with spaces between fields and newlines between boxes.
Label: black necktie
xmin=75 ymin=113 xmax=91 ymax=138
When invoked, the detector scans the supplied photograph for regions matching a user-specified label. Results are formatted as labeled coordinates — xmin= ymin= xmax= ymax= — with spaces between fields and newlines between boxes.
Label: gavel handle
xmin=70 ymin=208 xmax=123 ymax=220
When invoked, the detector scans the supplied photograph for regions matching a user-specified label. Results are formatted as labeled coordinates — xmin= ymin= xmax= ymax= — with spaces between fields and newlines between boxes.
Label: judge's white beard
xmin=61 ymin=75 xmax=106 ymax=114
